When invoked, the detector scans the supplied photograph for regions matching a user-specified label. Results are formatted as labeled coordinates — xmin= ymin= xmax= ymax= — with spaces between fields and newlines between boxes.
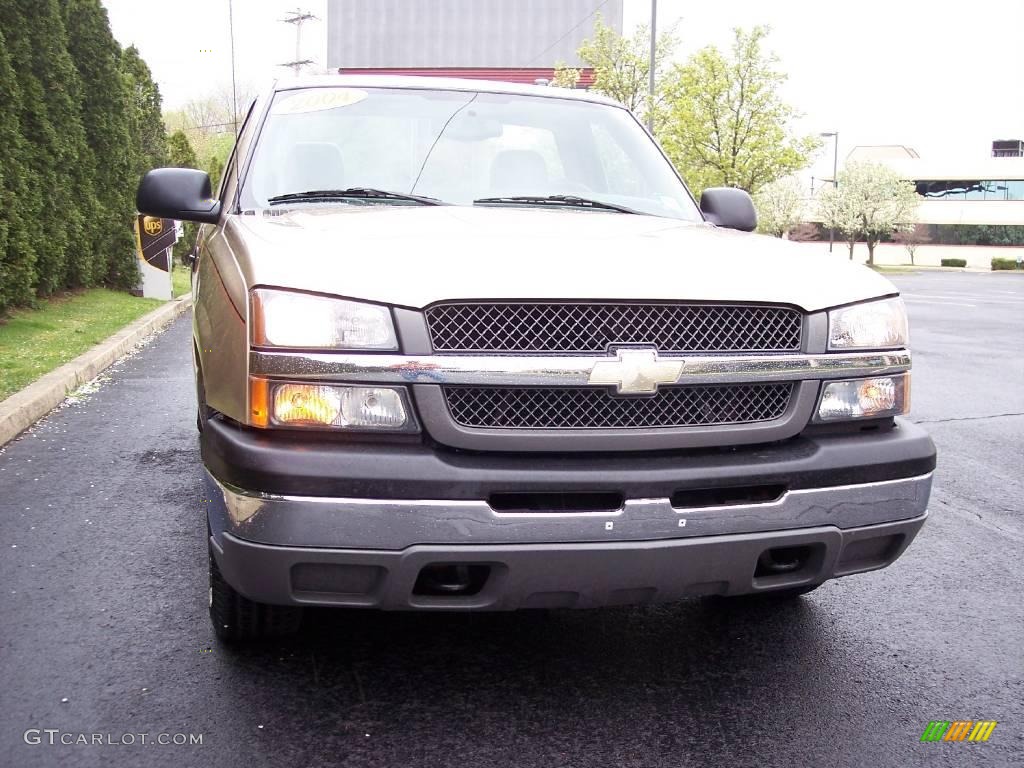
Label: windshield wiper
xmin=473 ymin=194 xmax=641 ymax=214
xmin=267 ymin=188 xmax=446 ymax=206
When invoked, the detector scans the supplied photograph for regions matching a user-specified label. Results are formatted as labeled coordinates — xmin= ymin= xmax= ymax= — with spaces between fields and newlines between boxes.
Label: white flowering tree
xmin=574 ymin=14 xmax=680 ymax=130
xmin=754 ymin=177 xmax=806 ymax=237
xmin=819 ymin=162 xmax=919 ymax=264
xmin=817 ymin=179 xmax=861 ymax=259
xmin=551 ymin=62 xmax=581 ymax=89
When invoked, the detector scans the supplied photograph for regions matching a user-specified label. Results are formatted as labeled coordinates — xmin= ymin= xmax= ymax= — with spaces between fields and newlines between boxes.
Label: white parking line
xmin=902 ymin=298 xmax=976 ymax=307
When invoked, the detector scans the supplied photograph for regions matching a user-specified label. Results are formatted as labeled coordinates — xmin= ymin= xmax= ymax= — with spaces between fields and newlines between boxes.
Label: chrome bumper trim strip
xmin=249 ymin=349 xmax=911 ymax=388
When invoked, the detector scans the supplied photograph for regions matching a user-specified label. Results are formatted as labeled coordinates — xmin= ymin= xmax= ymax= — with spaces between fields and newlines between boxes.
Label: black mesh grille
xmin=425 ymin=303 xmax=802 ymax=353
xmin=444 ymin=384 xmax=793 ymax=430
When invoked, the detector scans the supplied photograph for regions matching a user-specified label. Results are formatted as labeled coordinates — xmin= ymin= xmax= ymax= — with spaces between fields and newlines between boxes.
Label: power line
xmin=526 ymin=0 xmax=612 ymax=67
xmin=177 ymin=121 xmax=237 ymax=131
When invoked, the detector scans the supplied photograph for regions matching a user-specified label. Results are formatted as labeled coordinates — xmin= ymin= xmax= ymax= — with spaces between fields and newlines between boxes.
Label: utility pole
xmin=647 ymin=0 xmax=657 ymax=132
xmin=279 ymin=8 xmax=317 ymax=75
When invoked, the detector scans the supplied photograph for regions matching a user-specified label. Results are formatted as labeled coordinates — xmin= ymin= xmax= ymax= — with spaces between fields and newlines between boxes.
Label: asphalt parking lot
xmin=1 ymin=270 xmax=1021 ymax=767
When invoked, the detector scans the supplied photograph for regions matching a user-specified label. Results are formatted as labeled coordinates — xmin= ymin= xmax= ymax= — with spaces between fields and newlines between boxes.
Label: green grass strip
xmin=0 ymin=289 xmax=164 ymax=400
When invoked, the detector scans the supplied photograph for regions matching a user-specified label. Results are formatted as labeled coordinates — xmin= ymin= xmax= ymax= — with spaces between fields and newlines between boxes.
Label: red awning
xmin=336 ymin=67 xmax=596 ymax=88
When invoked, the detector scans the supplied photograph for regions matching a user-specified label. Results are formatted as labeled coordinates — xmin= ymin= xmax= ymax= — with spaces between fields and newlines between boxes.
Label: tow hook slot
xmin=413 ymin=563 xmax=490 ymax=597
xmin=755 ymin=545 xmax=813 ymax=578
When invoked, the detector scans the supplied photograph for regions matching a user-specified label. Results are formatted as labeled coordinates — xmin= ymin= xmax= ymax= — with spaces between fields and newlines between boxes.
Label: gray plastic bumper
xmin=210 ymin=513 xmax=927 ymax=610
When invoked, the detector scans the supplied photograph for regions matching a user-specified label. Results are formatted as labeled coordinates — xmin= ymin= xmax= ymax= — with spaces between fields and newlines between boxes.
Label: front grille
xmin=425 ymin=302 xmax=802 ymax=353
xmin=444 ymin=383 xmax=793 ymax=430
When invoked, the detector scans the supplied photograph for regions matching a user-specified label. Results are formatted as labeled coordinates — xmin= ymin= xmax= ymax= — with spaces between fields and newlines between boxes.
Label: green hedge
xmin=0 ymin=0 xmax=166 ymax=314
xmin=940 ymin=258 xmax=967 ymax=268
xmin=992 ymin=257 xmax=1023 ymax=271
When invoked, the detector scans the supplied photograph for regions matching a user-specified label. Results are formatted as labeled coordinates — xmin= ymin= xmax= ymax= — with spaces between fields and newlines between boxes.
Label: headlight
xmin=828 ymin=297 xmax=908 ymax=350
xmin=249 ymin=378 xmax=417 ymax=431
xmin=815 ymin=374 xmax=909 ymax=422
xmin=251 ymin=288 xmax=397 ymax=350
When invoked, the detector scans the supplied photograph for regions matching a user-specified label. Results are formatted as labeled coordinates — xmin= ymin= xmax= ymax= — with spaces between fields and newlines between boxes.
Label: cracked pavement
xmin=0 ymin=270 xmax=1021 ymax=767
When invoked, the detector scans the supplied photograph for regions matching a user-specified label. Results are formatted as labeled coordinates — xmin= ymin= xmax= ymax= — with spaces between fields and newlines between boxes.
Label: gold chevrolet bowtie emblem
xmin=588 ymin=349 xmax=683 ymax=395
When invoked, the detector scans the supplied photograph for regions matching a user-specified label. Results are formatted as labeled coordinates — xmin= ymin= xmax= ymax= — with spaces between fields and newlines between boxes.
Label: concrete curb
xmin=0 ymin=295 xmax=193 ymax=447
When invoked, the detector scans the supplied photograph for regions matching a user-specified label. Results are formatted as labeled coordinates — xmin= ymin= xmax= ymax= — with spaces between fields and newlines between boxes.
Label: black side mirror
xmin=137 ymin=168 xmax=222 ymax=224
xmin=699 ymin=187 xmax=757 ymax=232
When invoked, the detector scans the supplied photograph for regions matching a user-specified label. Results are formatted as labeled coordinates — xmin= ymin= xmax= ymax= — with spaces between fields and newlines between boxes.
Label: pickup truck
xmin=136 ymin=75 xmax=936 ymax=642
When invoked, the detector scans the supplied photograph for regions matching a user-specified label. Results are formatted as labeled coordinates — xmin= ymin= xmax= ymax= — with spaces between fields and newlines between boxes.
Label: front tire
xmin=208 ymin=541 xmax=303 ymax=642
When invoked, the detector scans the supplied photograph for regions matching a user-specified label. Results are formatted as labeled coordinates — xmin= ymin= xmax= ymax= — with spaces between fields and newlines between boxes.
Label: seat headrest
xmin=280 ymin=142 xmax=346 ymax=193
xmin=489 ymin=150 xmax=549 ymax=195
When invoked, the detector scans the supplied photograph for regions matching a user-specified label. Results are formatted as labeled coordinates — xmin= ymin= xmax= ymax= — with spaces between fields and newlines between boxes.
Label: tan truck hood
xmin=225 ymin=205 xmax=897 ymax=312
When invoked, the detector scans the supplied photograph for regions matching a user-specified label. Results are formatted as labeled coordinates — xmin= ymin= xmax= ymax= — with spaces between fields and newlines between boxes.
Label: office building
xmin=326 ymin=0 xmax=623 ymax=86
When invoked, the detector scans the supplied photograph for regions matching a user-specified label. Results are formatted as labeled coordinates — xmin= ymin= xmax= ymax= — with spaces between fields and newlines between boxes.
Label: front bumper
xmin=210 ymin=514 xmax=927 ymax=609
xmin=202 ymin=417 xmax=935 ymax=609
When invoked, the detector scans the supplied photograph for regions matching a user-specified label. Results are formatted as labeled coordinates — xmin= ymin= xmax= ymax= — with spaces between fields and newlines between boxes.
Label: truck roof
xmin=271 ymin=73 xmax=624 ymax=109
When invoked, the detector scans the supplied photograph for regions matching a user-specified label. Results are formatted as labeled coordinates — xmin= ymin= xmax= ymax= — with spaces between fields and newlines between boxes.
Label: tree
xmin=0 ymin=3 xmax=162 ymax=308
xmin=121 ymin=45 xmax=167 ymax=181
xmin=162 ymin=83 xmax=256 ymax=163
xmin=818 ymin=162 xmax=919 ymax=265
xmin=754 ymin=177 xmax=806 ymax=238
xmin=576 ymin=14 xmax=679 ymax=131
xmin=167 ymin=130 xmax=199 ymax=262
xmin=893 ymin=226 xmax=929 ymax=265
xmin=661 ymin=26 xmax=820 ymax=196
xmin=119 ymin=44 xmax=167 ymax=290
xmin=61 ymin=0 xmax=137 ymax=289
xmin=167 ymin=130 xmax=198 ymax=169
xmin=817 ymin=182 xmax=860 ymax=259
xmin=2 ymin=0 xmax=98 ymax=295
xmin=0 ymin=26 xmax=37 ymax=311
xmin=204 ymin=133 xmax=236 ymax=192
xmin=551 ymin=61 xmax=581 ymax=89
xmin=162 ymin=83 xmax=256 ymax=200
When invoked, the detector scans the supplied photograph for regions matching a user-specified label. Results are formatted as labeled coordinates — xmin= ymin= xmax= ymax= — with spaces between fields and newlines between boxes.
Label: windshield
xmin=241 ymin=86 xmax=702 ymax=221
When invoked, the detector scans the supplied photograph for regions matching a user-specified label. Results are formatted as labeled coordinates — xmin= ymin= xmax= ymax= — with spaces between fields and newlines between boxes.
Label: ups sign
xmin=136 ymin=215 xmax=174 ymax=272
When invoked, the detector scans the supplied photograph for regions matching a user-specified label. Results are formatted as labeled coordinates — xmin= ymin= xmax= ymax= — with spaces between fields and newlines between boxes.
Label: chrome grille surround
xmin=249 ymin=347 xmax=911 ymax=451
xmin=425 ymin=302 xmax=803 ymax=353
xmin=443 ymin=383 xmax=794 ymax=430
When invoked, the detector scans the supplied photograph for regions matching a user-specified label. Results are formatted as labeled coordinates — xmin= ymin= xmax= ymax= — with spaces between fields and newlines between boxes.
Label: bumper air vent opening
xmin=835 ymin=533 xmax=907 ymax=576
xmin=489 ymin=491 xmax=624 ymax=514
xmin=671 ymin=484 xmax=787 ymax=509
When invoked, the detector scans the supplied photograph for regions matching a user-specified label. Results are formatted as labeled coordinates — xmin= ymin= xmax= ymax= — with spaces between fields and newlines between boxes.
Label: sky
xmin=101 ymin=0 xmax=1023 ymax=180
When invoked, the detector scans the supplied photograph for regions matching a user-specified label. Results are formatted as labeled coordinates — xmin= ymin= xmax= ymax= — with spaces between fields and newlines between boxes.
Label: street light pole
xmin=820 ymin=131 xmax=839 ymax=252
xmin=647 ymin=0 xmax=657 ymax=133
